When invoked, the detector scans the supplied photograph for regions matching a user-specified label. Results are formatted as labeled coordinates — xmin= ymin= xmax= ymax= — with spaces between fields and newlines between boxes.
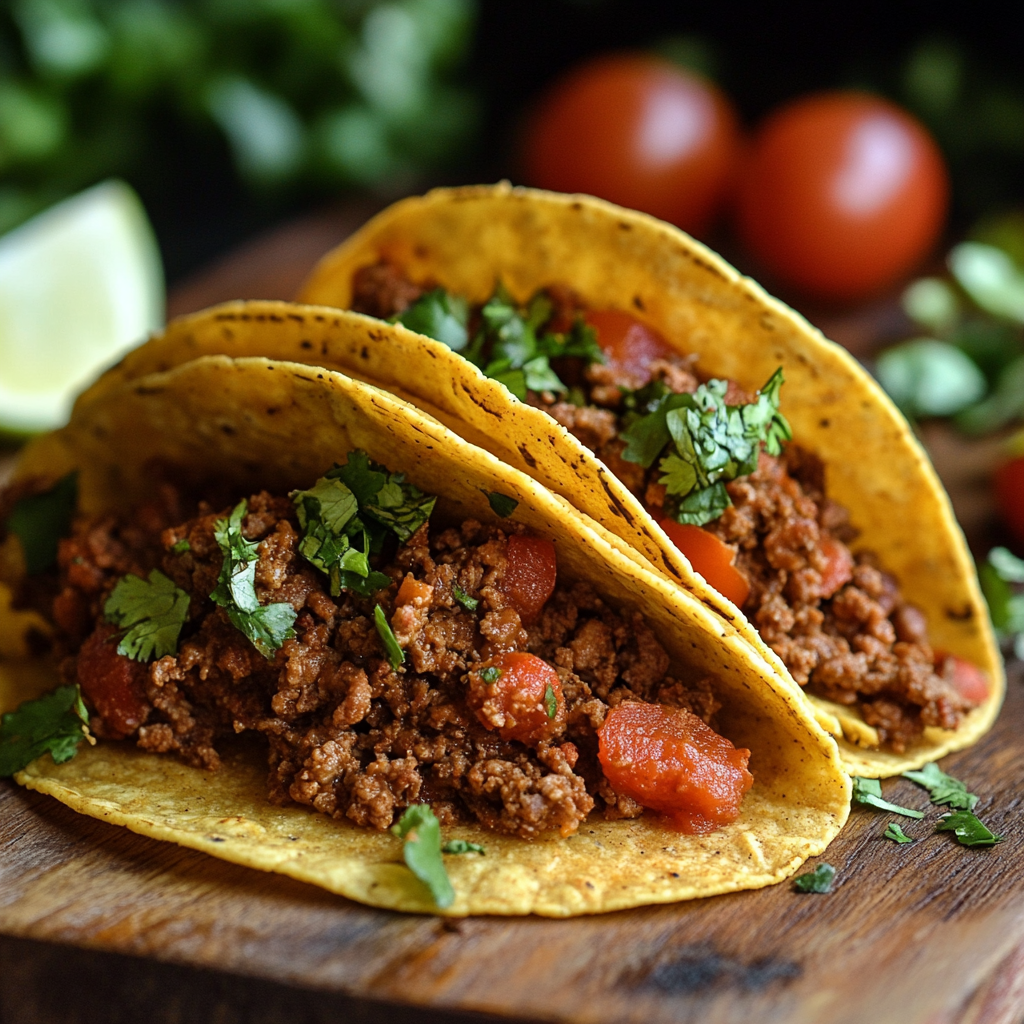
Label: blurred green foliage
xmin=0 ymin=0 xmax=477 ymax=235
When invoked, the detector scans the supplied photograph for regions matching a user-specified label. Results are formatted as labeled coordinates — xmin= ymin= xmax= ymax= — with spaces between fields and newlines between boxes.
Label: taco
xmin=0 ymin=352 xmax=849 ymax=916
xmin=79 ymin=185 xmax=1003 ymax=776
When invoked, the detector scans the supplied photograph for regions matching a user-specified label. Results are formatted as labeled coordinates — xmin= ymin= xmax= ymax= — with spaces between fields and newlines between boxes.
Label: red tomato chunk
xmin=938 ymin=654 xmax=989 ymax=705
xmin=659 ymin=519 xmax=750 ymax=608
xmin=467 ymin=651 xmax=565 ymax=744
xmin=598 ymin=701 xmax=753 ymax=833
xmin=817 ymin=536 xmax=854 ymax=599
xmin=505 ymin=535 xmax=557 ymax=624
xmin=77 ymin=623 xmax=150 ymax=739
xmin=585 ymin=310 xmax=674 ymax=388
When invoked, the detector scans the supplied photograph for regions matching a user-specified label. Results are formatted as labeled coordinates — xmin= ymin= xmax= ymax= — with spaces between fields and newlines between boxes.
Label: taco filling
xmin=352 ymin=266 xmax=988 ymax=753
xmin=4 ymin=452 xmax=753 ymax=838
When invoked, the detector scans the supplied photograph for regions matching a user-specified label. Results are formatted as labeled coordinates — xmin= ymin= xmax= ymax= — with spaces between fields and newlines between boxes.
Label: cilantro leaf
xmin=374 ymin=603 xmax=405 ymax=670
xmin=211 ymin=500 xmax=297 ymax=659
xmin=104 ymin=570 xmax=190 ymax=662
xmin=485 ymin=491 xmax=518 ymax=518
xmin=936 ymin=810 xmax=1004 ymax=847
xmin=452 ymin=584 xmax=478 ymax=611
xmin=793 ymin=863 xmax=835 ymax=893
xmin=391 ymin=804 xmax=455 ymax=908
xmin=171 ymin=539 xmax=191 ymax=555
xmin=442 ymin=839 xmax=486 ymax=855
xmin=851 ymin=777 xmax=925 ymax=818
xmin=480 ymin=665 xmax=501 ymax=684
xmin=901 ymin=762 xmax=979 ymax=810
xmin=7 ymin=472 xmax=78 ymax=574
xmin=981 ymin=547 xmax=1024 ymax=660
xmin=394 ymin=288 xmax=469 ymax=351
xmin=0 ymin=685 xmax=90 ymax=777
xmin=544 ymin=682 xmax=557 ymax=719
xmin=884 ymin=822 xmax=914 ymax=844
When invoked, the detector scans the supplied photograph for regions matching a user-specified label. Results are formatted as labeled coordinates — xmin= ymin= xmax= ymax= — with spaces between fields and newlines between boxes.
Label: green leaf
xmin=990 ymin=546 xmax=1024 ymax=583
xmin=452 ymin=584 xmax=478 ymax=611
xmin=793 ymin=863 xmax=835 ymax=893
xmin=901 ymin=762 xmax=979 ymax=810
xmin=391 ymin=804 xmax=455 ymax=908
xmin=883 ymin=822 xmax=914 ymax=844
xmin=852 ymin=777 xmax=925 ymax=818
xmin=936 ymin=810 xmax=1004 ymax=847
xmin=7 ymin=472 xmax=77 ymax=574
xmin=485 ymin=491 xmax=518 ymax=518
xmin=374 ymin=603 xmax=405 ymax=670
xmin=394 ymin=288 xmax=469 ymax=351
xmin=442 ymin=839 xmax=486 ymax=855
xmin=480 ymin=665 xmax=501 ymax=684
xmin=104 ymin=569 xmax=190 ymax=662
xmin=521 ymin=355 xmax=565 ymax=394
xmin=875 ymin=339 xmax=987 ymax=418
xmin=488 ymin=365 xmax=527 ymax=401
xmin=670 ymin=481 xmax=732 ymax=527
xmin=657 ymin=453 xmax=697 ymax=496
xmin=543 ymin=682 xmax=557 ymax=719
xmin=171 ymin=538 xmax=191 ymax=555
xmin=0 ymin=685 xmax=89 ymax=777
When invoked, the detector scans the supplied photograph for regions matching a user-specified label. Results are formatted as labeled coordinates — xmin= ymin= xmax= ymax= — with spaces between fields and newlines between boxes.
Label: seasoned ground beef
xmin=349 ymin=262 xmax=983 ymax=753
xmin=45 ymin=488 xmax=720 ymax=838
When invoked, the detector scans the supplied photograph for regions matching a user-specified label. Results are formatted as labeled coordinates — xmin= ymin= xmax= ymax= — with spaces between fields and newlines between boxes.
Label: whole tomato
xmin=995 ymin=452 xmax=1024 ymax=545
xmin=523 ymin=54 xmax=742 ymax=237
xmin=734 ymin=92 xmax=949 ymax=301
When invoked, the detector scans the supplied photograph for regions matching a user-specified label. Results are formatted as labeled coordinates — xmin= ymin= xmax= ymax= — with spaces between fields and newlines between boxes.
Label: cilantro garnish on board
xmin=6 ymin=472 xmax=78 ymax=574
xmin=391 ymin=804 xmax=455 ymax=908
xmin=104 ymin=570 xmax=190 ymax=661
xmin=883 ymin=822 xmax=914 ymax=844
xmin=793 ymin=862 xmax=835 ymax=894
xmin=211 ymin=500 xmax=297 ymax=659
xmin=901 ymin=762 xmax=979 ymax=810
xmin=851 ymin=777 xmax=925 ymax=818
xmin=0 ymin=685 xmax=90 ymax=777
xmin=936 ymin=811 xmax=1004 ymax=847
xmin=620 ymin=369 xmax=792 ymax=527
xmin=980 ymin=546 xmax=1024 ymax=660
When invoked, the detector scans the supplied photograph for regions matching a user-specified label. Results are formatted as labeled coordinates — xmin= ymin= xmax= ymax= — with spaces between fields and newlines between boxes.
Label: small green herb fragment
xmin=442 ymin=839 xmax=486 ymax=855
xmin=7 ymin=472 xmax=78 ymax=574
xmin=884 ymin=822 xmax=914 ymax=844
xmin=936 ymin=810 xmax=1004 ymax=847
xmin=852 ymin=777 xmax=925 ymax=818
xmin=0 ymin=685 xmax=90 ymax=777
xmin=211 ymin=500 xmax=297 ymax=658
xmin=452 ymin=584 xmax=479 ymax=611
xmin=485 ymin=491 xmax=519 ymax=518
xmin=391 ymin=804 xmax=455 ymax=908
xmin=902 ymin=762 xmax=979 ymax=811
xmin=544 ymin=682 xmax=557 ymax=719
xmin=793 ymin=863 xmax=835 ymax=894
xmin=104 ymin=570 xmax=190 ymax=662
xmin=374 ymin=604 xmax=405 ymax=670
xmin=480 ymin=665 xmax=502 ymax=684
xmin=394 ymin=288 xmax=470 ymax=351
xmin=980 ymin=546 xmax=1024 ymax=661
xmin=171 ymin=538 xmax=191 ymax=555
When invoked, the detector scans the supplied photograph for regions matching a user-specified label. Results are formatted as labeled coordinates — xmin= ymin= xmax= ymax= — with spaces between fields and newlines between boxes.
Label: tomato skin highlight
xmin=598 ymin=701 xmax=752 ymax=833
xmin=505 ymin=535 xmax=557 ymax=624
xmin=76 ymin=623 xmax=150 ymax=739
xmin=937 ymin=654 xmax=989 ymax=705
xmin=523 ymin=54 xmax=742 ymax=237
xmin=995 ymin=455 xmax=1024 ymax=545
xmin=585 ymin=310 xmax=675 ymax=388
xmin=468 ymin=651 xmax=565 ymax=744
xmin=817 ymin=536 xmax=854 ymax=599
xmin=658 ymin=519 xmax=750 ymax=608
xmin=735 ymin=92 xmax=948 ymax=301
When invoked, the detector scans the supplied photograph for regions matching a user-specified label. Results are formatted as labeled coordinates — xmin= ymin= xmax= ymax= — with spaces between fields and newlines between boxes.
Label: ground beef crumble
xmin=42 ymin=489 xmax=720 ymax=839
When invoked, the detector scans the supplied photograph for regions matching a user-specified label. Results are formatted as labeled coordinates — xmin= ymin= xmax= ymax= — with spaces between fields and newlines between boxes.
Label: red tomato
xmin=995 ymin=455 xmax=1024 ymax=545
xmin=76 ymin=623 xmax=150 ymax=739
xmin=523 ymin=54 xmax=742 ymax=237
xmin=505 ymin=534 xmax=557 ymax=624
xmin=817 ymin=536 xmax=854 ymax=599
xmin=598 ymin=701 xmax=753 ymax=833
xmin=468 ymin=651 xmax=564 ymax=744
xmin=735 ymin=92 xmax=949 ymax=301
xmin=937 ymin=654 xmax=989 ymax=705
xmin=395 ymin=574 xmax=432 ymax=608
xmin=585 ymin=310 xmax=675 ymax=387
xmin=658 ymin=519 xmax=750 ymax=608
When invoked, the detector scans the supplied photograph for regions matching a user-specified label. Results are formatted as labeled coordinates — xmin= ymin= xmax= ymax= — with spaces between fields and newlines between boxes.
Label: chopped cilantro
xmin=6 ymin=472 xmax=78 ymax=574
xmin=391 ymin=804 xmax=455 ymax=908
xmin=851 ymin=777 xmax=925 ymax=818
xmin=211 ymin=500 xmax=297 ymax=659
xmin=393 ymin=288 xmax=469 ymax=351
xmin=619 ymin=369 xmax=792 ymax=527
xmin=902 ymin=762 xmax=979 ymax=811
xmin=544 ymin=682 xmax=557 ymax=719
xmin=980 ymin=546 xmax=1024 ymax=660
xmin=442 ymin=839 xmax=486 ymax=855
xmin=480 ymin=665 xmax=502 ymax=684
xmin=0 ymin=685 xmax=90 ymax=777
xmin=171 ymin=538 xmax=191 ymax=555
xmin=104 ymin=570 xmax=190 ymax=662
xmin=884 ymin=822 xmax=914 ymax=844
xmin=485 ymin=491 xmax=518 ymax=518
xmin=793 ymin=863 xmax=835 ymax=893
xmin=374 ymin=603 xmax=405 ymax=670
xmin=936 ymin=810 xmax=1004 ymax=847
xmin=452 ymin=584 xmax=479 ymax=611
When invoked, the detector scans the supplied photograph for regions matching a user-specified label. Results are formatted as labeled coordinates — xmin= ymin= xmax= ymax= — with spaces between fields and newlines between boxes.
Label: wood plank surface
xmin=2 ymin=203 xmax=1022 ymax=1024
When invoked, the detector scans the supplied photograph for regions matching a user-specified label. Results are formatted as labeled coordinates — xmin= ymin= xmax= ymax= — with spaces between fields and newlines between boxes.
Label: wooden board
xmin=2 ymin=205 xmax=1022 ymax=1024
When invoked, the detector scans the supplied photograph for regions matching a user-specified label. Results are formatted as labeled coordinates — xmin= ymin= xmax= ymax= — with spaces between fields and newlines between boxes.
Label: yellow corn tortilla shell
xmin=4 ymin=354 xmax=849 ymax=916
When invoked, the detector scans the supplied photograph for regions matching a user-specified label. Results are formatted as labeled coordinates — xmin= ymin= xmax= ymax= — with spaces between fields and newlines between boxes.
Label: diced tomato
xmin=937 ymin=653 xmax=989 ymax=706
xmin=395 ymin=574 xmax=432 ymax=608
xmin=658 ymin=519 xmax=750 ymax=608
xmin=995 ymin=455 xmax=1024 ymax=545
xmin=584 ymin=310 xmax=674 ymax=386
xmin=76 ymin=623 xmax=150 ymax=739
xmin=817 ymin=536 xmax=854 ymax=599
xmin=468 ymin=651 xmax=564 ymax=744
xmin=598 ymin=701 xmax=752 ymax=833
xmin=505 ymin=535 xmax=557 ymax=624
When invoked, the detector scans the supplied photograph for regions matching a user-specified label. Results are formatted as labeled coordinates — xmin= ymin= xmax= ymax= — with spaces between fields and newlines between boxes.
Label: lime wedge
xmin=0 ymin=180 xmax=164 ymax=435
